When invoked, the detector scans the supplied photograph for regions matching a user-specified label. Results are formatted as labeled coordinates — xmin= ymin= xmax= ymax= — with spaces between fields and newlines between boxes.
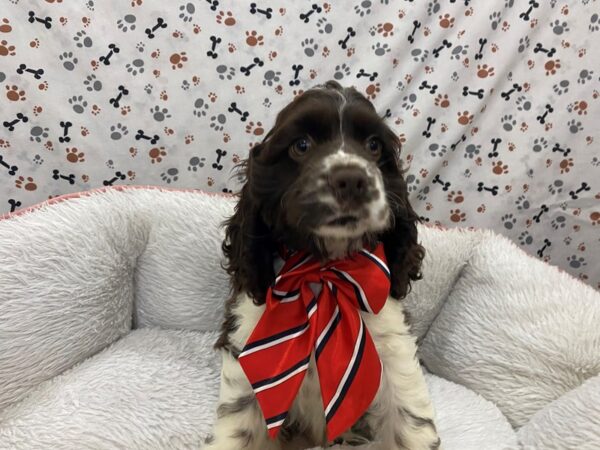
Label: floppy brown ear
xmin=221 ymin=146 xmax=276 ymax=305
xmin=380 ymin=130 xmax=425 ymax=299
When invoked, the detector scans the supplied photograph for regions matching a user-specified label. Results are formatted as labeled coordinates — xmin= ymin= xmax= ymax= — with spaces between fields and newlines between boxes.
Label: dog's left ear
xmin=380 ymin=128 xmax=425 ymax=300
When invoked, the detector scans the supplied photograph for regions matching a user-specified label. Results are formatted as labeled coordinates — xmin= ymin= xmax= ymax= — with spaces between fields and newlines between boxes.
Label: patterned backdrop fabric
xmin=0 ymin=0 xmax=598 ymax=289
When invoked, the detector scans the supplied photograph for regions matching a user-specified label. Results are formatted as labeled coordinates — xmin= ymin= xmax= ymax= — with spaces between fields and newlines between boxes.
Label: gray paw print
xmin=179 ymin=3 xmax=195 ymax=23
xmin=181 ymin=80 xmax=190 ymax=90
xmin=317 ymin=17 xmax=332 ymax=34
xmin=532 ymin=137 xmax=548 ymax=152
xmin=451 ymin=71 xmax=459 ymax=81
xmin=30 ymin=126 xmax=49 ymax=143
xmin=68 ymin=95 xmax=88 ymax=114
xmin=501 ymin=114 xmax=516 ymax=131
xmin=263 ymin=97 xmax=272 ymax=108
xmin=333 ymin=63 xmax=351 ymax=80
xmin=126 ymin=59 xmax=145 ymax=76
xmin=210 ymin=114 xmax=226 ymax=131
xmin=577 ymin=69 xmax=593 ymax=85
xmin=515 ymin=195 xmax=530 ymax=210
xmin=428 ymin=143 xmax=447 ymax=157
xmin=504 ymin=0 xmax=515 ymax=8
xmin=489 ymin=11 xmax=502 ymax=31
xmin=517 ymin=36 xmax=530 ymax=53
xmin=188 ymin=156 xmax=206 ymax=172
xmin=451 ymin=44 xmax=468 ymax=60
xmin=33 ymin=154 xmax=44 ymax=165
xmin=416 ymin=186 xmax=430 ymax=201
xmin=515 ymin=96 xmax=531 ymax=111
xmin=263 ymin=70 xmax=281 ymax=87
xmin=551 ymin=215 xmax=566 ymax=230
xmin=117 ymin=14 xmax=137 ymax=32
xmin=73 ymin=30 xmax=92 ymax=48
xmin=106 ymin=159 xmax=114 ymax=169
xmin=0 ymin=72 xmax=5 ymax=83
xmin=83 ymin=74 xmax=102 ymax=92
xmin=405 ymin=174 xmax=420 ymax=193
xmin=110 ymin=123 xmax=129 ymax=140
xmin=567 ymin=255 xmax=586 ymax=269
xmin=411 ymin=48 xmax=429 ymax=62
xmin=553 ymin=79 xmax=569 ymax=94
xmin=216 ymin=64 xmax=236 ymax=81
xmin=427 ymin=0 xmax=440 ymax=16
xmin=464 ymin=144 xmax=480 ymax=159
xmin=567 ymin=119 xmax=583 ymax=134
xmin=401 ymin=93 xmax=417 ymax=110
xmin=151 ymin=105 xmax=171 ymax=122
xmin=160 ymin=168 xmax=179 ymax=184
xmin=518 ymin=231 xmax=533 ymax=245
xmin=85 ymin=0 xmax=95 ymax=11
xmin=59 ymin=52 xmax=78 ymax=71
xmin=301 ymin=38 xmax=318 ymax=57
xmin=144 ymin=84 xmax=153 ymax=94
xmin=136 ymin=42 xmax=145 ymax=53
xmin=372 ymin=42 xmax=390 ymax=56
xmin=501 ymin=213 xmax=516 ymax=230
xmin=589 ymin=13 xmax=599 ymax=32
xmin=550 ymin=20 xmax=569 ymax=35
xmin=193 ymin=98 xmax=209 ymax=117
xmin=354 ymin=0 xmax=372 ymax=17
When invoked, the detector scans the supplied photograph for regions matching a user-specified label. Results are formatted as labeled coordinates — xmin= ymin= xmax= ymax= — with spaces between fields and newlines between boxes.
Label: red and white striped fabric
xmin=238 ymin=243 xmax=391 ymax=441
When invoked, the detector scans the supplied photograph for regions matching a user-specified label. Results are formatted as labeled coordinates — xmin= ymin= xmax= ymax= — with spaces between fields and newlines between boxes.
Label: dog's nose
xmin=328 ymin=166 xmax=369 ymax=202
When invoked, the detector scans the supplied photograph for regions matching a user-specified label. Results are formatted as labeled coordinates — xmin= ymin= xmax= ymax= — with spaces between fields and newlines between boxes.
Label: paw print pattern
xmin=301 ymin=38 xmax=318 ymax=57
xmin=501 ymin=213 xmax=517 ymax=229
xmin=550 ymin=20 xmax=569 ymax=35
xmin=317 ymin=18 xmax=333 ymax=34
xmin=354 ymin=0 xmax=372 ymax=17
xmin=83 ymin=74 xmax=102 ymax=92
xmin=372 ymin=42 xmax=390 ymax=56
xmin=126 ymin=59 xmax=145 ymax=75
xmin=68 ymin=95 xmax=88 ymax=114
xmin=160 ymin=168 xmax=179 ymax=183
xmin=590 ymin=13 xmax=599 ymax=32
xmin=193 ymin=98 xmax=209 ymax=117
xmin=30 ymin=126 xmax=49 ymax=143
xmin=117 ymin=14 xmax=137 ymax=32
xmin=74 ymin=30 xmax=93 ymax=48
xmin=567 ymin=255 xmax=587 ymax=269
xmin=501 ymin=114 xmax=516 ymax=131
xmin=188 ymin=156 xmax=206 ymax=171
xmin=59 ymin=52 xmax=78 ymax=71
xmin=333 ymin=63 xmax=351 ymax=80
xmin=150 ymin=106 xmax=171 ymax=122
xmin=110 ymin=123 xmax=129 ymax=140
xmin=216 ymin=65 xmax=236 ymax=80
xmin=210 ymin=114 xmax=227 ymax=132
xmin=489 ymin=11 xmax=502 ymax=31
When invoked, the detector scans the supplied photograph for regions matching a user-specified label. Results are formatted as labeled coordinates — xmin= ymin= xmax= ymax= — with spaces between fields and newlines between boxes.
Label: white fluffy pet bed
xmin=0 ymin=187 xmax=599 ymax=450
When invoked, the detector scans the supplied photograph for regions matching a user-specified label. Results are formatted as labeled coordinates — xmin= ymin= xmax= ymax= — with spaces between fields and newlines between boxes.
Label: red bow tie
xmin=238 ymin=243 xmax=391 ymax=441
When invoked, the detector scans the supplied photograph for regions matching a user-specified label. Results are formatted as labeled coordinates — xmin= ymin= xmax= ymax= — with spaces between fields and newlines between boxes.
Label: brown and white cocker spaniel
xmin=205 ymin=81 xmax=440 ymax=450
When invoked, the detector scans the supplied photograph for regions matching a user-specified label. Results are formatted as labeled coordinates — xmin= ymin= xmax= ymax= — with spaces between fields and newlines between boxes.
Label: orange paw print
xmin=545 ymin=59 xmax=561 ymax=75
xmin=434 ymin=94 xmax=450 ymax=108
xmin=245 ymin=121 xmax=264 ymax=136
xmin=0 ymin=18 xmax=13 ymax=33
xmin=450 ymin=209 xmax=466 ymax=223
xmin=573 ymin=100 xmax=588 ymax=115
xmin=0 ymin=39 xmax=15 ymax=56
xmin=492 ymin=161 xmax=509 ymax=175
xmin=377 ymin=22 xmax=394 ymax=37
xmin=15 ymin=176 xmax=37 ymax=191
xmin=66 ymin=147 xmax=85 ymax=163
xmin=160 ymin=90 xmax=168 ymax=101
xmin=5 ymin=85 xmax=26 ymax=101
xmin=447 ymin=190 xmax=464 ymax=203
xmin=457 ymin=111 xmax=474 ymax=125
xmin=246 ymin=30 xmax=264 ymax=46
xmin=365 ymin=82 xmax=381 ymax=100
xmin=149 ymin=146 xmax=167 ymax=164
xmin=216 ymin=10 xmax=236 ymax=26
xmin=208 ymin=92 xmax=217 ymax=102
xmin=185 ymin=134 xmax=194 ymax=144
xmin=477 ymin=64 xmax=495 ymax=78
xmin=559 ymin=158 xmax=574 ymax=174
xmin=170 ymin=52 xmax=188 ymax=69
xmin=590 ymin=211 xmax=600 ymax=225
xmin=439 ymin=14 xmax=455 ymax=29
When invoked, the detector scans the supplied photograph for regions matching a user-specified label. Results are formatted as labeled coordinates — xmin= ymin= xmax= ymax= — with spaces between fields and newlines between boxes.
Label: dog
xmin=205 ymin=81 xmax=440 ymax=450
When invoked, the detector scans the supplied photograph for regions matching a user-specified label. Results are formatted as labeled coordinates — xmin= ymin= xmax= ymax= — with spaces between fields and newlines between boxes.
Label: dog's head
xmin=223 ymin=81 xmax=424 ymax=304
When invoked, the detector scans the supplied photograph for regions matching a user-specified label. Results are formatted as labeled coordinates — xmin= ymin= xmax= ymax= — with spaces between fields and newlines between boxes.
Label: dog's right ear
xmin=222 ymin=144 xmax=275 ymax=305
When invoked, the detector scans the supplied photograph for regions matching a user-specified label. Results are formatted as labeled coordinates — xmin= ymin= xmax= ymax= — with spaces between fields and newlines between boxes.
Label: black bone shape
xmin=533 ymin=43 xmax=556 ymax=58
xmin=500 ymin=83 xmax=522 ymax=101
xmin=212 ymin=149 xmax=227 ymax=170
xmin=419 ymin=80 xmax=438 ymax=94
xmin=145 ymin=17 xmax=167 ymax=39
xmin=289 ymin=64 xmax=303 ymax=86
xmin=28 ymin=11 xmax=52 ymax=29
xmin=408 ymin=20 xmax=421 ymax=44
xmin=382 ymin=108 xmax=392 ymax=119
xmin=52 ymin=169 xmax=75 ymax=185
xmin=249 ymin=3 xmax=273 ymax=19
xmin=432 ymin=174 xmax=451 ymax=191
xmin=533 ymin=204 xmax=549 ymax=223
xmin=462 ymin=86 xmax=484 ymax=99
xmin=432 ymin=39 xmax=452 ymax=58
xmin=3 ymin=113 xmax=29 ymax=132
xmin=422 ymin=117 xmax=436 ymax=138
xmin=356 ymin=69 xmax=378 ymax=82
xmin=450 ymin=0 xmax=472 ymax=5
xmin=222 ymin=187 xmax=233 ymax=194
xmin=16 ymin=63 xmax=44 ymax=80
xmin=520 ymin=0 xmax=540 ymax=21
xmin=206 ymin=0 xmax=219 ymax=11
xmin=450 ymin=134 xmax=467 ymax=151
xmin=135 ymin=129 xmax=160 ymax=144
xmin=552 ymin=142 xmax=571 ymax=157
xmin=474 ymin=38 xmax=487 ymax=60
xmin=228 ymin=102 xmax=249 ymax=122
xmin=58 ymin=121 xmax=73 ymax=143
xmin=299 ymin=4 xmax=322 ymax=23
xmin=207 ymin=35 xmax=222 ymax=59
xmin=8 ymin=199 xmax=21 ymax=213
xmin=536 ymin=104 xmax=554 ymax=124
xmin=99 ymin=43 xmax=120 ymax=65
xmin=419 ymin=215 xmax=431 ymax=223
xmin=103 ymin=171 xmax=127 ymax=186
xmin=0 ymin=155 xmax=18 ymax=176
xmin=240 ymin=57 xmax=264 ymax=76
xmin=488 ymin=138 xmax=502 ymax=158
xmin=477 ymin=182 xmax=499 ymax=196
xmin=536 ymin=238 xmax=551 ymax=257
xmin=569 ymin=182 xmax=591 ymax=200
xmin=109 ymin=85 xmax=129 ymax=108
xmin=338 ymin=27 xmax=356 ymax=50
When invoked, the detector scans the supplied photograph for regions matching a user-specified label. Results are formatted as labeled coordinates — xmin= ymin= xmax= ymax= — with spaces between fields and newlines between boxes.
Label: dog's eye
xmin=291 ymin=138 xmax=311 ymax=156
xmin=366 ymin=137 xmax=382 ymax=156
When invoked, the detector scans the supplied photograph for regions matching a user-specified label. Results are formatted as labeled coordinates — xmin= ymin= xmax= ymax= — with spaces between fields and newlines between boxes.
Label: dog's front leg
xmin=203 ymin=351 xmax=281 ymax=450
